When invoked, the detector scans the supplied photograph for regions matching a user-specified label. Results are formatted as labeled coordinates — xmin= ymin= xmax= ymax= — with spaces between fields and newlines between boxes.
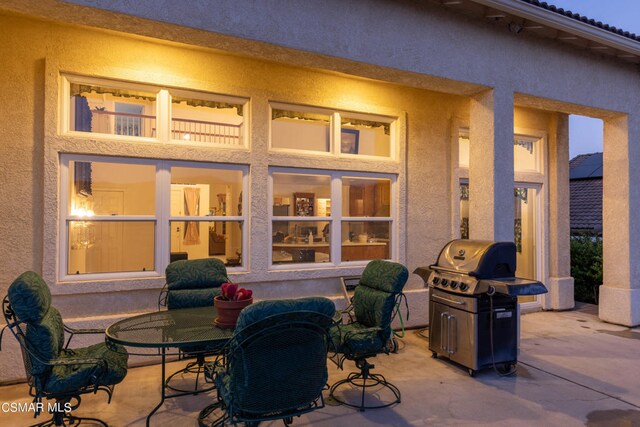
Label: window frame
xmin=61 ymin=74 xmax=249 ymax=150
xmin=458 ymin=131 xmax=544 ymax=175
xmin=269 ymin=102 xmax=397 ymax=160
xmin=268 ymin=167 xmax=396 ymax=270
xmin=59 ymin=154 xmax=249 ymax=282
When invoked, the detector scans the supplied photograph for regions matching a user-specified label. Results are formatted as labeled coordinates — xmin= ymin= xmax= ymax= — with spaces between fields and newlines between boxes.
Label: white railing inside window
xmin=171 ymin=117 xmax=242 ymax=145
xmin=89 ymin=110 xmax=242 ymax=145
xmin=91 ymin=109 xmax=156 ymax=138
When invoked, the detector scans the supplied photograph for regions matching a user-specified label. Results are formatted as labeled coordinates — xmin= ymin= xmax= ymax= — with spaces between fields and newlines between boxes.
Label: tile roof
xmin=569 ymin=152 xmax=602 ymax=180
xmin=570 ymin=178 xmax=602 ymax=231
xmin=518 ymin=0 xmax=640 ymax=43
xmin=569 ymin=153 xmax=602 ymax=232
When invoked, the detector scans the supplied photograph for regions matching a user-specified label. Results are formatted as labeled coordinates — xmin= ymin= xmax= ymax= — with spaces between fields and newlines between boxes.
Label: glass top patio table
xmin=106 ymin=306 xmax=234 ymax=350
xmin=105 ymin=306 xmax=235 ymax=426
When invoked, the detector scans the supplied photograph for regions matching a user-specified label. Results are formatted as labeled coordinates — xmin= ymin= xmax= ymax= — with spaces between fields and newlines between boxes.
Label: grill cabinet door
xmin=429 ymin=300 xmax=477 ymax=369
xmin=445 ymin=304 xmax=476 ymax=370
xmin=429 ymin=300 xmax=448 ymax=356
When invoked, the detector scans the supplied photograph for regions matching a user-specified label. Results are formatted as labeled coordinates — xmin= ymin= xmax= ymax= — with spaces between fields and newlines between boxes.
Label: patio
xmin=1 ymin=303 xmax=639 ymax=426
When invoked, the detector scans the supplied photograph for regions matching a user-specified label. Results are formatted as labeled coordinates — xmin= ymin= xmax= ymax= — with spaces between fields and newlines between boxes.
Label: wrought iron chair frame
xmin=1 ymin=295 xmax=116 ymax=427
xmin=198 ymin=310 xmax=337 ymax=427
xmin=329 ymin=271 xmax=408 ymax=412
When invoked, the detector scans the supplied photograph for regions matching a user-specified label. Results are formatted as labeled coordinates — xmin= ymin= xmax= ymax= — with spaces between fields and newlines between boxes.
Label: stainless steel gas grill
xmin=414 ymin=240 xmax=547 ymax=376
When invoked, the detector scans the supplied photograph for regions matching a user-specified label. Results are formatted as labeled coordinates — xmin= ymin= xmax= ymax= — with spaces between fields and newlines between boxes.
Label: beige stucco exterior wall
xmin=49 ymin=0 xmax=640 ymax=113
xmin=1 ymin=0 xmax=633 ymax=383
xmin=0 ymin=13 xmax=470 ymax=382
xmin=47 ymin=0 xmax=636 ymax=323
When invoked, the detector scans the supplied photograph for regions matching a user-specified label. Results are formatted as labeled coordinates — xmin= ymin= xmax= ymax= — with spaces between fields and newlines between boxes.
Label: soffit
xmin=0 ymin=0 xmax=485 ymax=97
xmin=434 ymin=0 xmax=640 ymax=64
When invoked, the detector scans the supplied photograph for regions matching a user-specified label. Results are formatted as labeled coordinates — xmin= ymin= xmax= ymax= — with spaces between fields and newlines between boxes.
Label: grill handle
xmin=448 ymin=314 xmax=456 ymax=355
xmin=440 ymin=312 xmax=448 ymax=352
xmin=432 ymin=295 xmax=467 ymax=306
xmin=429 ymin=264 xmax=480 ymax=278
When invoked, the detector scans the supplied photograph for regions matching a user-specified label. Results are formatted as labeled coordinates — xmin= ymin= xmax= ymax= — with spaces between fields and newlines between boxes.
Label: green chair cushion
xmin=353 ymin=285 xmax=397 ymax=330
xmin=26 ymin=307 xmax=65 ymax=376
xmin=333 ymin=260 xmax=409 ymax=358
xmin=235 ymin=297 xmax=335 ymax=331
xmin=360 ymin=260 xmax=409 ymax=294
xmin=8 ymin=271 xmax=52 ymax=323
xmin=226 ymin=333 xmax=327 ymax=415
xmin=212 ymin=297 xmax=335 ymax=419
xmin=167 ymin=288 xmax=221 ymax=310
xmin=43 ymin=342 xmax=128 ymax=395
xmin=330 ymin=322 xmax=385 ymax=355
xmin=165 ymin=258 xmax=228 ymax=291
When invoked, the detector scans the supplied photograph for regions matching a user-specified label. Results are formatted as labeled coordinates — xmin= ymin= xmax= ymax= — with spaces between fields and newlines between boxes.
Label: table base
xmin=147 ymin=349 xmax=215 ymax=426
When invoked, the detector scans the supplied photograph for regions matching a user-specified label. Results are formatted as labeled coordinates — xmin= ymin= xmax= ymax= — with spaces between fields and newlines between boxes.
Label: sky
xmin=541 ymin=1 xmax=640 ymax=159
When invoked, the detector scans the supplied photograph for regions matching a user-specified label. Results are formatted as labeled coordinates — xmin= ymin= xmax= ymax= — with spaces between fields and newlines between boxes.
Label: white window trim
xmin=514 ymin=182 xmax=546 ymax=312
xmin=59 ymin=154 xmax=249 ymax=282
xmin=457 ymin=128 xmax=546 ymax=178
xmin=268 ymin=167 xmax=396 ymax=270
xmin=268 ymin=102 xmax=397 ymax=161
xmin=61 ymin=74 xmax=249 ymax=150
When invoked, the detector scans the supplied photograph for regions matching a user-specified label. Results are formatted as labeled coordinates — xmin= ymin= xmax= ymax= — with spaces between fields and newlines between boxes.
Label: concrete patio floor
xmin=1 ymin=303 xmax=640 ymax=426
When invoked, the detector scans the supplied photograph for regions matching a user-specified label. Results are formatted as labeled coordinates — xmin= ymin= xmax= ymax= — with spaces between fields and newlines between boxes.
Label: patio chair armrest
xmin=64 ymin=325 xmax=105 ymax=335
xmin=158 ymin=283 xmax=169 ymax=309
xmin=49 ymin=356 xmax=108 ymax=370
xmin=63 ymin=325 xmax=105 ymax=349
xmin=333 ymin=304 xmax=355 ymax=324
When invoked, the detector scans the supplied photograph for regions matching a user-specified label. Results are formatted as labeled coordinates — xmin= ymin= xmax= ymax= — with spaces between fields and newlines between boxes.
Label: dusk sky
xmin=545 ymin=1 xmax=640 ymax=158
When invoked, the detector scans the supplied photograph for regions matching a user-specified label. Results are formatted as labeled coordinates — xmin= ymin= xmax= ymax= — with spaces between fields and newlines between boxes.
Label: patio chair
xmin=199 ymin=297 xmax=337 ymax=426
xmin=329 ymin=259 xmax=409 ymax=411
xmin=158 ymin=258 xmax=229 ymax=394
xmin=0 ymin=271 xmax=128 ymax=426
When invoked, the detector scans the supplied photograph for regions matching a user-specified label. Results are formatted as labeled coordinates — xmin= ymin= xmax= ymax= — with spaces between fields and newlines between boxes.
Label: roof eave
xmin=470 ymin=0 xmax=640 ymax=57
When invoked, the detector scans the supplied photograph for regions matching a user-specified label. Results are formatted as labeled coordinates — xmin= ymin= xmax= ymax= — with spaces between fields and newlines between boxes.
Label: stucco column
xmin=546 ymin=113 xmax=574 ymax=310
xmin=468 ymin=88 xmax=514 ymax=241
xmin=599 ymin=113 xmax=640 ymax=326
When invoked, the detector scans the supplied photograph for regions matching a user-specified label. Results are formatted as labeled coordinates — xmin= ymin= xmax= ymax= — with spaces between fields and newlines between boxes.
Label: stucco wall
xmin=0 ymin=13 xmax=474 ymax=382
xmin=50 ymin=0 xmax=640 ymax=116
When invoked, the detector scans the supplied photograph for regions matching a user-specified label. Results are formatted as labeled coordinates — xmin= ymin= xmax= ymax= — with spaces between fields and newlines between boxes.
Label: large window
xmin=65 ymin=75 xmax=247 ymax=148
xmin=270 ymin=168 xmax=394 ymax=268
xmin=270 ymin=103 xmax=395 ymax=159
xmin=60 ymin=155 xmax=247 ymax=281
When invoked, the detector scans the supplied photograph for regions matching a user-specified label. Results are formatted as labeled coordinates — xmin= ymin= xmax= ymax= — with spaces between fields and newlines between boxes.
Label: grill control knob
xmin=432 ymin=277 xmax=440 ymax=285
xmin=450 ymin=281 xmax=459 ymax=289
xmin=459 ymin=283 xmax=469 ymax=292
xmin=440 ymin=279 xmax=449 ymax=287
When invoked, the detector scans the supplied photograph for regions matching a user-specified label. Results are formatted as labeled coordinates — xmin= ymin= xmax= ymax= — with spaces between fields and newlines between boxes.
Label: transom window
xmin=270 ymin=103 xmax=395 ymax=159
xmin=270 ymin=168 xmax=395 ymax=268
xmin=64 ymin=75 xmax=247 ymax=148
xmin=458 ymin=133 xmax=542 ymax=173
xmin=60 ymin=155 xmax=248 ymax=281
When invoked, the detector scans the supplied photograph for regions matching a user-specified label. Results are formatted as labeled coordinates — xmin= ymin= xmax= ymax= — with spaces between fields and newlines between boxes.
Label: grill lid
xmin=431 ymin=240 xmax=516 ymax=279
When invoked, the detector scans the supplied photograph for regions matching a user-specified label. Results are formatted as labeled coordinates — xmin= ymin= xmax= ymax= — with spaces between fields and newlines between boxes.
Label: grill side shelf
xmin=478 ymin=278 xmax=548 ymax=296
